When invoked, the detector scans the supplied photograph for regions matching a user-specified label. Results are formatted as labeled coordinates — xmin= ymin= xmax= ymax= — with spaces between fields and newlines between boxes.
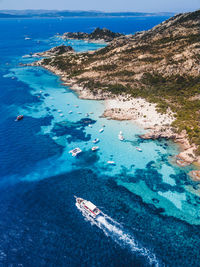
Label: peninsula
xmin=30 ymin=10 xmax=200 ymax=169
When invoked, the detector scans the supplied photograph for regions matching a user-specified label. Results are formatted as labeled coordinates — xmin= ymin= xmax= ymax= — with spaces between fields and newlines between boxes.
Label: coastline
xmin=30 ymin=60 xmax=200 ymax=168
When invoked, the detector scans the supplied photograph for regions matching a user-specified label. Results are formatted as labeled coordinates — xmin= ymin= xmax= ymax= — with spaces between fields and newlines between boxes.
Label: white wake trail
xmin=76 ymin=204 xmax=160 ymax=266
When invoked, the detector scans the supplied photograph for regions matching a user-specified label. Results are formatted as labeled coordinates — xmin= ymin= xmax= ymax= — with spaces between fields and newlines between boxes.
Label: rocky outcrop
xmin=62 ymin=27 xmax=123 ymax=42
xmin=140 ymin=127 xmax=198 ymax=165
xmin=140 ymin=126 xmax=177 ymax=140
xmin=33 ymin=45 xmax=74 ymax=57
xmin=189 ymin=170 xmax=200 ymax=181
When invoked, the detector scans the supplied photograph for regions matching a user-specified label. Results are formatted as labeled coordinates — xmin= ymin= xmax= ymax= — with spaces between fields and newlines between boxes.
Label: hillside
xmin=33 ymin=10 xmax=200 ymax=162
xmin=0 ymin=10 xmax=174 ymax=18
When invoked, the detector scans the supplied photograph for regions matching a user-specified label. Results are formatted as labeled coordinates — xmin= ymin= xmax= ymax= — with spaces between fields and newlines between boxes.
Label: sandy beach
xmin=103 ymin=96 xmax=174 ymax=127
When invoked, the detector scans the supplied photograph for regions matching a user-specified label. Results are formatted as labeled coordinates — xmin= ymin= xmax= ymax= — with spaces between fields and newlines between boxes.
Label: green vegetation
xmin=110 ymin=70 xmax=135 ymax=77
xmin=93 ymin=64 xmax=117 ymax=71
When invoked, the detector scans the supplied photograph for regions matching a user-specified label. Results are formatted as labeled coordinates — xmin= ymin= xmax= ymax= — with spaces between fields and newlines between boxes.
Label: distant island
xmin=0 ymin=10 xmax=175 ymax=18
xmin=28 ymin=10 xmax=200 ymax=176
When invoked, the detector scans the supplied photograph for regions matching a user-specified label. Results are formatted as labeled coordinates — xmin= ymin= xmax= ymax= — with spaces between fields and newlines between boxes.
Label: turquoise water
xmin=1 ymin=17 xmax=200 ymax=267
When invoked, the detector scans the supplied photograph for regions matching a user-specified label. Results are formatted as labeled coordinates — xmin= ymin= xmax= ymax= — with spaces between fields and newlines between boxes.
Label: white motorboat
xmin=136 ymin=147 xmax=142 ymax=152
xmin=107 ymin=161 xmax=115 ymax=165
xmin=69 ymin=110 xmax=73 ymax=114
xmin=69 ymin=147 xmax=82 ymax=157
xmin=99 ymin=128 xmax=104 ymax=133
xmin=75 ymin=196 xmax=101 ymax=218
xmin=92 ymin=138 xmax=100 ymax=144
xmin=91 ymin=146 xmax=99 ymax=151
xmin=118 ymin=131 xmax=124 ymax=141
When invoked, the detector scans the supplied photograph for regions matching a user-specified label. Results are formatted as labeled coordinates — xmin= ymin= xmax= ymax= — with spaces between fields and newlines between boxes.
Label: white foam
xmin=76 ymin=204 xmax=160 ymax=266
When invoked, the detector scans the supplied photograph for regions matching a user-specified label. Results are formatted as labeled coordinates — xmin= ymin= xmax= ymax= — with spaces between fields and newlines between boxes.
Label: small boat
xmin=25 ymin=37 xmax=31 ymax=40
xmin=107 ymin=161 xmax=115 ymax=165
xmin=69 ymin=110 xmax=73 ymax=114
xmin=99 ymin=128 xmax=104 ymax=133
xmin=85 ymin=113 xmax=89 ymax=117
xmin=15 ymin=115 xmax=24 ymax=121
xmin=69 ymin=147 xmax=82 ymax=157
xmin=75 ymin=196 xmax=101 ymax=218
xmin=136 ymin=147 xmax=142 ymax=152
xmin=77 ymin=112 xmax=82 ymax=114
xmin=88 ymin=124 xmax=92 ymax=128
xmin=91 ymin=146 xmax=99 ymax=151
xmin=60 ymin=114 xmax=64 ymax=117
xmin=11 ymin=76 xmax=15 ymax=80
xmin=89 ymin=112 xmax=94 ymax=114
xmin=74 ymin=105 xmax=79 ymax=108
xmin=58 ymin=110 xmax=62 ymax=113
xmin=118 ymin=131 xmax=124 ymax=141
xmin=92 ymin=138 xmax=99 ymax=144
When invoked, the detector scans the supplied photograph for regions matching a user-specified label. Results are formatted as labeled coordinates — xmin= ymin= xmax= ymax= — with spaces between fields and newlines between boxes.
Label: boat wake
xmin=76 ymin=204 xmax=160 ymax=266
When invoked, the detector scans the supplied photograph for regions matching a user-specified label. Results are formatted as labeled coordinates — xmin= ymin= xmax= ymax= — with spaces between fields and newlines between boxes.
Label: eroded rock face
xmin=140 ymin=126 xmax=177 ymax=140
xmin=189 ymin=170 xmax=200 ymax=181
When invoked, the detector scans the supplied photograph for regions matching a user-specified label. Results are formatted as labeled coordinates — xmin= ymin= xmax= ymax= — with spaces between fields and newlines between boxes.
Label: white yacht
xmin=118 ymin=131 xmax=124 ymax=141
xmin=107 ymin=161 xmax=115 ymax=165
xmin=69 ymin=147 xmax=82 ymax=157
xmin=92 ymin=138 xmax=99 ymax=144
xmin=91 ymin=146 xmax=99 ymax=151
xmin=75 ymin=196 xmax=101 ymax=218
xmin=99 ymin=128 xmax=104 ymax=133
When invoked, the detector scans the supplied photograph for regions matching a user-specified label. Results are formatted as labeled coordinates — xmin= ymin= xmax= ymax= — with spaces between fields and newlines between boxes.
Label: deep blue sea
xmin=1 ymin=16 xmax=200 ymax=267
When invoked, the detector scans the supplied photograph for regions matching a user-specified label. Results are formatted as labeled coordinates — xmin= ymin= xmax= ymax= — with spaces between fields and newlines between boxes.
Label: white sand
xmin=104 ymin=96 xmax=175 ymax=127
